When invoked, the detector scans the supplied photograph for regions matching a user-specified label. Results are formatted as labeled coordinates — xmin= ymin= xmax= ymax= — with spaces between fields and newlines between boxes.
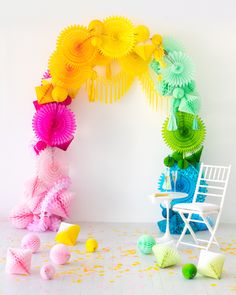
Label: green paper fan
xmin=161 ymin=51 xmax=194 ymax=87
xmin=162 ymin=112 xmax=206 ymax=153
xmin=198 ymin=250 xmax=225 ymax=279
xmin=179 ymin=94 xmax=200 ymax=115
xmin=152 ymin=244 xmax=181 ymax=268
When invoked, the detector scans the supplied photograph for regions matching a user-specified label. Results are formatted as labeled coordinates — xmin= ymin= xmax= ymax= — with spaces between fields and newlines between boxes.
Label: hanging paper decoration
xmin=162 ymin=112 xmax=206 ymax=153
xmin=32 ymin=103 xmax=76 ymax=150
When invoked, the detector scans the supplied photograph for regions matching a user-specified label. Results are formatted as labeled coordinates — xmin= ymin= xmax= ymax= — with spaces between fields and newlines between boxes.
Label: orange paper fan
xmin=48 ymin=51 xmax=94 ymax=89
xmin=56 ymin=25 xmax=98 ymax=67
xmin=98 ymin=16 xmax=136 ymax=58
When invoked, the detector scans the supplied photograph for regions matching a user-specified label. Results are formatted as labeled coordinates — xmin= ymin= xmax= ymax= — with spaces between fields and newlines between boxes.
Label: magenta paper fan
xmin=32 ymin=103 xmax=76 ymax=148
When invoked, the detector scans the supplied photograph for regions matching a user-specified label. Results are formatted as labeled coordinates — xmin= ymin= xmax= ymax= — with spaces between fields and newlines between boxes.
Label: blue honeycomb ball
xmin=137 ymin=235 xmax=156 ymax=254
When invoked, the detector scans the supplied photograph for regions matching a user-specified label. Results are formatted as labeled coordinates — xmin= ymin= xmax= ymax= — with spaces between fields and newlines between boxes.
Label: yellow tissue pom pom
xmin=152 ymin=34 xmax=163 ymax=46
xmin=88 ymin=20 xmax=104 ymax=35
xmin=52 ymin=86 xmax=68 ymax=102
xmin=86 ymin=239 xmax=98 ymax=252
xmin=134 ymin=25 xmax=150 ymax=42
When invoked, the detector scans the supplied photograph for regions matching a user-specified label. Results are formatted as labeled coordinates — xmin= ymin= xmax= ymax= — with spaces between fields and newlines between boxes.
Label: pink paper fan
xmin=47 ymin=191 xmax=74 ymax=219
xmin=32 ymin=103 xmax=76 ymax=148
xmin=10 ymin=204 xmax=33 ymax=229
xmin=6 ymin=248 xmax=32 ymax=275
xmin=38 ymin=148 xmax=68 ymax=186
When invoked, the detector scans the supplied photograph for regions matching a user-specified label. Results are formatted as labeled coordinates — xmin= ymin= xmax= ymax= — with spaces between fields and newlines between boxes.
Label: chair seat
xmin=173 ymin=202 xmax=220 ymax=213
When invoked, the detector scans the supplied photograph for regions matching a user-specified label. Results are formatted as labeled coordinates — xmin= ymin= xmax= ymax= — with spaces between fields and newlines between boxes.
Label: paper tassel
xmin=167 ymin=112 xmax=178 ymax=131
xmin=192 ymin=116 xmax=199 ymax=130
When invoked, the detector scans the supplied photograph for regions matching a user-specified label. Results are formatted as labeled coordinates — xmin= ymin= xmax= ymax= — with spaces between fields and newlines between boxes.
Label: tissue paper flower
xmin=98 ymin=16 xmax=135 ymax=58
xmin=6 ymin=248 xmax=32 ymax=275
xmin=32 ymin=103 xmax=76 ymax=149
xmin=198 ymin=250 xmax=225 ymax=279
xmin=55 ymin=222 xmax=80 ymax=246
xmin=162 ymin=112 xmax=206 ymax=153
xmin=161 ymin=51 xmax=194 ymax=87
xmin=152 ymin=244 xmax=181 ymax=268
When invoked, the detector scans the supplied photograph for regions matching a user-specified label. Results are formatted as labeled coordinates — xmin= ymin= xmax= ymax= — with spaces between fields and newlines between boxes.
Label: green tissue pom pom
xmin=173 ymin=87 xmax=185 ymax=99
xmin=177 ymin=159 xmax=189 ymax=169
xmin=172 ymin=151 xmax=183 ymax=161
xmin=182 ymin=263 xmax=197 ymax=279
xmin=184 ymin=81 xmax=196 ymax=94
xmin=150 ymin=59 xmax=161 ymax=74
xmin=164 ymin=156 xmax=175 ymax=167
xmin=137 ymin=235 xmax=156 ymax=255
xmin=157 ymin=80 xmax=174 ymax=96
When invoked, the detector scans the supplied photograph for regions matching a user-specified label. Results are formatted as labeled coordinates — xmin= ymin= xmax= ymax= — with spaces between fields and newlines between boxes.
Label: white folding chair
xmin=173 ymin=163 xmax=231 ymax=250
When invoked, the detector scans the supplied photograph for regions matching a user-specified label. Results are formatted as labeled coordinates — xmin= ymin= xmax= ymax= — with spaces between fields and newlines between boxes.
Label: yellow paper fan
xmin=119 ymin=52 xmax=149 ymax=76
xmin=98 ymin=16 xmax=135 ymax=58
xmin=56 ymin=25 xmax=98 ymax=67
xmin=49 ymin=51 xmax=94 ymax=89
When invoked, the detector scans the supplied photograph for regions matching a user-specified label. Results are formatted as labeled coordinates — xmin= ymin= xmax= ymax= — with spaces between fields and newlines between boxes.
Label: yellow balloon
xmin=85 ymin=239 xmax=98 ymax=252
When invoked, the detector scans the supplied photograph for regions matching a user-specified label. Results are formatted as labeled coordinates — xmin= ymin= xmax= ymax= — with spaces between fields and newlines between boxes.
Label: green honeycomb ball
xmin=182 ymin=263 xmax=197 ymax=279
xmin=137 ymin=235 xmax=156 ymax=255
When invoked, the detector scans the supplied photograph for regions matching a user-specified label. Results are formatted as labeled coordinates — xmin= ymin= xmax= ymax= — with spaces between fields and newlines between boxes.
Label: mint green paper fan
xmin=161 ymin=51 xmax=194 ymax=87
xmin=178 ymin=94 xmax=200 ymax=115
xmin=198 ymin=250 xmax=225 ymax=279
xmin=162 ymin=112 xmax=206 ymax=153
xmin=152 ymin=244 xmax=181 ymax=268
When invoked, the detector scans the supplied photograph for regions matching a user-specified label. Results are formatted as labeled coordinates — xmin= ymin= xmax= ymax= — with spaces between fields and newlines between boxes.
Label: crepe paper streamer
xmin=86 ymin=239 xmax=98 ymax=252
xmin=32 ymin=103 xmax=76 ymax=149
xmin=10 ymin=204 xmax=34 ymax=229
xmin=86 ymin=68 xmax=134 ymax=103
xmin=21 ymin=234 xmax=41 ymax=253
xmin=56 ymin=25 xmax=98 ymax=67
xmin=38 ymin=148 xmax=68 ymax=186
xmin=98 ymin=16 xmax=136 ymax=58
xmin=50 ymin=244 xmax=71 ymax=265
xmin=40 ymin=263 xmax=56 ymax=280
xmin=119 ymin=52 xmax=149 ymax=75
xmin=5 ymin=248 xmax=32 ymax=275
xmin=137 ymin=235 xmax=156 ymax=255
xmin=134 ymin=25 xmax=150 ymax=42
xmin=198 ymin=250 xmax=225 ymax=279
xmin=55 ymin=222 xmax=80 ymax=246
xmin=162 ymin=112 xmax=206 ymax=153
xmin=161 ymin=51 xmax=194 ymax=87
xmin=182 ymin=263 xmax=197 ymax=279
xmin=48 ymin=51 xmax=94 ymax=89
xmin=152 ymin=244 xmax=181 ymax=268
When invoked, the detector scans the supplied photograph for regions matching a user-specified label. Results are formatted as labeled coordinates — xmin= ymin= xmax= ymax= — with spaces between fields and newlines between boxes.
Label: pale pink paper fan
xmin=10 ymin=204 xmax=33 ymax=229
xmin=6 ymin=248 xmax=32 ymax=275
xmin=47 ymin=191 xmax=74 ymax=219
xmin=38 ymin=148 xmax=68 ymax=186
xmin=32 ymin=103 xmax=76 ymax=148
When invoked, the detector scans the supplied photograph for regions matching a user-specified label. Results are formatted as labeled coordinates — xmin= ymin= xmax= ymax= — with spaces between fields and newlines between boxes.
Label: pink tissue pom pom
xmin=10 ymin=204 xmax=33 ymax=229
xmin=40 ymin=263 xmax=55 ymax=280
xmin=47 ymin=191 xmax=74 ymax=219
xmin=21 ymin=234 xmax=41 ymax=253
xmin=50 ymin=244 xmax=70 ymax=265
xmin=6 ymin=248 xmax=32 ymax=275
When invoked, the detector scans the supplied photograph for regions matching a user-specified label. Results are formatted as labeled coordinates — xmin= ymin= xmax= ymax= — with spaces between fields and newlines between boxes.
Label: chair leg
xmin=178 ymin=212 xmax=200 ymax=247
xmin=201 ymin=215 xmax=220 ymax=250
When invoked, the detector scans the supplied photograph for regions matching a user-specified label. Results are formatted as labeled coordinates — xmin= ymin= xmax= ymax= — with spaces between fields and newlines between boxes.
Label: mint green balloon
xmin=137 ymin=235 xmax=156 ymax=255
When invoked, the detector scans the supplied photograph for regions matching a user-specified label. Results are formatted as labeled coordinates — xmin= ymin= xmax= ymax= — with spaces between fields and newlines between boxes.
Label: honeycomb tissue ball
xmin=21 ymin=234 xmax=41 ymax=253
xmin=182 ymin=263 xmax=197 ymax=279
xmin=137 ymin=235 xmax=156 ymax=254
xmin=50 ymin=244 xmax=71 ymax=265
xmin=40 ymin=263 xmax=56 ymax=280
xmin=85 ymin=239 xmax=98 ymax=252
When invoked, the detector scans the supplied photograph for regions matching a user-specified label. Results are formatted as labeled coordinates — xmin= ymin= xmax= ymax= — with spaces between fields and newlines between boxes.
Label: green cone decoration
xmin=161 ymin=51 xmax=194 ymax=87
xmin=186 ymin=146 xmax=203 ymax=164
xmin=152 ymin=244 xmax=181 ymax=268
xmin=172 ymin=151 xmax=183 ymax=161
xmin=162 ymin=112 xmax=206 ymax=153
xmin=178 ymin=94 xmax=200 ymax=116
xmin=177 ymin=159 xmax=189 ymax=169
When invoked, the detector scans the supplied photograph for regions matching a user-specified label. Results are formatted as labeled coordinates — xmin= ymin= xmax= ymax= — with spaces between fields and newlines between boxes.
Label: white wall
xmin=0 ymin=0 xmax=236 ymax=223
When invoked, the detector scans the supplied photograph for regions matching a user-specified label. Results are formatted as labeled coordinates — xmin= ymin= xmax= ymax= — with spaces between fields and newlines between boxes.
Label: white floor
xmin=0 ymin=221 xmax=235 ymax=295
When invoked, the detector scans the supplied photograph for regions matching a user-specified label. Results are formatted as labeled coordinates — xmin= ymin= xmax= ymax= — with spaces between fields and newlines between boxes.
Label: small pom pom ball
xmin=21 ymin=233 xmax=41 ymax=253
xmin=50 ymin=244 xmax=71 ymax=265
xmin=137 ymin=235 xmax=156 ymax=254
xmin=85 ymin=239 xmax=98 ymax=252
xmin=40 ymin=263 xmax=56 ymax=280
xmin=182 ymin=263 xmax=197 ymax=279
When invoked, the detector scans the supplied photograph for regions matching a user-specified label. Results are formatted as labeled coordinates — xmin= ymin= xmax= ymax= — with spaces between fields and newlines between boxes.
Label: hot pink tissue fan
xmin=32 ymin=103 xmax=76 ymax=149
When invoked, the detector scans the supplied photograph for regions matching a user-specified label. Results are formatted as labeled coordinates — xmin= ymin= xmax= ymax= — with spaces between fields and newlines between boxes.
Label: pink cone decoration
xmin=21 ymin=234 xmax=41 ymax=253
xmin=6 ymin=248 xmax=32 ymax=275
xmin=32 ymin=103 xmax=76 ymax=149
xmin=10 ymin=204 xmax=33 ymax=229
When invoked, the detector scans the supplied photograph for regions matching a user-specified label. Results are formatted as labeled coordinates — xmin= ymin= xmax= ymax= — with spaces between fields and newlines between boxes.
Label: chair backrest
xmin=192 ymin=163 xmax=231 ymax=210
